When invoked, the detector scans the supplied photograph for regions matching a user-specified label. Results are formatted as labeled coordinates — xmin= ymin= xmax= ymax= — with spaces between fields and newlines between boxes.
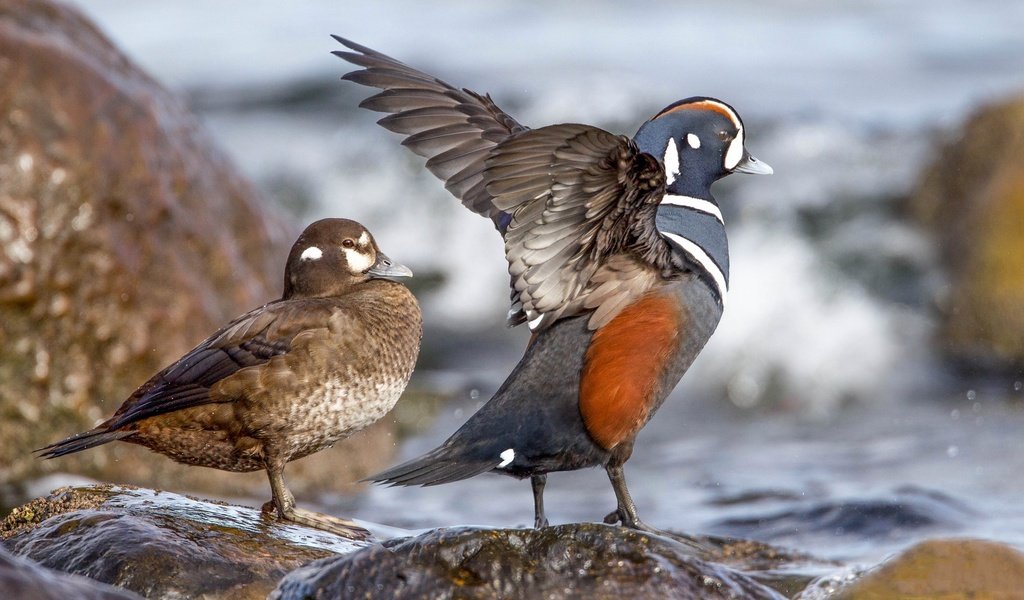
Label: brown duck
xmin=39 ymin=218 xmax=421 ymax=538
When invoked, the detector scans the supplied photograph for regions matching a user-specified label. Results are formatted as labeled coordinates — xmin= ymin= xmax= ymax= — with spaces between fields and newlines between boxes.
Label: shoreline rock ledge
xmin=1 ymin=484 xmax=810 ymax=599
xmin=0 ymin=484 xmax=369 ymax=599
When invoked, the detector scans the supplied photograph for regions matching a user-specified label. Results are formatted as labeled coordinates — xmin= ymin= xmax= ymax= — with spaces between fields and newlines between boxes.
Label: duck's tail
xmin=35 ymin=428 xmax=133 ymax=459
xmin=366 ymin=444 xmax=500 ymax=487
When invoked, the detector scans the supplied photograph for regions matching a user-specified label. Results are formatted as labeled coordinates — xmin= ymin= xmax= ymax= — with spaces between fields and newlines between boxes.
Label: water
xmin=66 ymin=0 xmax=1024 ymax=572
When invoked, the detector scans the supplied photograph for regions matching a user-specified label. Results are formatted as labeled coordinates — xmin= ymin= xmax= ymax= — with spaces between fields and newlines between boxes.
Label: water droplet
xmin=947 ymin=445 xmax=959 ymax=458
xmin=469 ymin=388 xmax=480 ymax=400
xmin=1014 ymin=381 xmax=1023 ymax=392
xmin=950 ymin=409 xmax=960 ymax=420
xmin=966 ymin=389 xmax=977 ymax=401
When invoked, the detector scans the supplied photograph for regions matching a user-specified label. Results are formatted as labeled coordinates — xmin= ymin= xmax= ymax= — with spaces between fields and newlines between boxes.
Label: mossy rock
xmin=911 ymin=95 xmax=1024 ymax=370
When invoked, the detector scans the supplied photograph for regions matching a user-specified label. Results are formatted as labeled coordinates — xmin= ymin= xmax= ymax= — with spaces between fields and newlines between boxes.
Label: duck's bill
xmin=367 ymin=252 xmax=413 ymax=278
xmin=734 ymin=153 xmax=774 ymax=175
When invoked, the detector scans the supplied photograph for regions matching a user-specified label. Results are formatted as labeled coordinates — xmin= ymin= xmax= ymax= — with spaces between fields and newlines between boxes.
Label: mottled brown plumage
xmin=39 ymin=218 xmax=422 ymax=538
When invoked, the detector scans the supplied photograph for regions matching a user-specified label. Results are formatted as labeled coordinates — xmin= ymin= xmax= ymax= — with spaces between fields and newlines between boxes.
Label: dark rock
xmin=0 ymin=544 xmax=142 ymax=600
xmin=271 ymin=524 xmax=789 ymax=600
xmin=800 ymin=538 xmax=1024 ymax=599
xmin=1 ymin=484 xmax=368 ymax=600
xmin=0 ymin=0 xmax=397 ymax=504
xmin=910 ymin=95 xmax=1024 ymax=371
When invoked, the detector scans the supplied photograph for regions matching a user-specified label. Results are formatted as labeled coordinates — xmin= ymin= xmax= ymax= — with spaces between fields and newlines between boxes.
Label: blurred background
xmin=3 ymin=0 xmax=1024 ymax=568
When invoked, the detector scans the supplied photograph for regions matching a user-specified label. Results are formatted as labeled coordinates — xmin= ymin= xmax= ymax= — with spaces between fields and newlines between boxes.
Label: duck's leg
xmin=531 ymin=474 xmax=549 ymax=529
xmin=603 ymin=464 xmax=658 ymax=532
xmin=263 ymin=459 xmax=371 ymax=540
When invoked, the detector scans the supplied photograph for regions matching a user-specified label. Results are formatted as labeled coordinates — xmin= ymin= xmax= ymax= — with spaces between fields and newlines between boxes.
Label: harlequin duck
xmin=333 ymin=37 xmax=772 ymax=530
xmin=39 ymin=218 xmax=421 ymax=538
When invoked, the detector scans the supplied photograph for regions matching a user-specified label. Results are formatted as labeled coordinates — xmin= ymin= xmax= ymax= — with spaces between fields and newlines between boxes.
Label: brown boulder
xmin=819 ymin=538 xmax=1024 ymax=600
xmin=0 ymin=0 xmax=401 ymax=505
xmin=911 ymin=96 xmax=1024 ymax=370
xmin=1 ymin=484 xmax=368 ymax=600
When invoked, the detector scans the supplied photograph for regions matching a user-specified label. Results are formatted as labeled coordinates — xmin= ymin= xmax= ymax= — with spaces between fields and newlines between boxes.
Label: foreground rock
xmin=0 ymin=545 xmax=142 ymax=600
xmin=0 ymin=0 xmax=397 ymax=505
xmin=272 ymin=524 xmax=796 ymax=600
xmin=1 ymin=485 xmax=368 ymax=599
xmin=910 ymin=95 xmax=1024 ymax=371
xmin=800 ymin=538 xmax=1024 ymax=599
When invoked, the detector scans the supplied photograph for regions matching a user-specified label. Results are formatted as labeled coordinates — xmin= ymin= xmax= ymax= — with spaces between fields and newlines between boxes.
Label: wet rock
xmin=800 ymin=538 xmax=1024 ymax=599
xmin=910 ymin=95 xmax=1024 ymax=371
xmin=0 ymin=544 xmax=142 ymax=600
xmin=1 ymin=484 xmax=368 ymax=600
xmin=271 ymin=524 xmax=789 ymax=600
xmin=0 ymin=0 xmax=397 ymax=505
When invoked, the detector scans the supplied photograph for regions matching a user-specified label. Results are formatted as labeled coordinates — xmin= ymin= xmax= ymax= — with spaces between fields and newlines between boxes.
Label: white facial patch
xmin=686 ymin=133 xmax=701 ymax=149
xmin=300 ymin=246 xmax=323 ymax=261
xmin=498 ymin=448 xmax=515 ymax=468
xmin=358 ymin=230 xmax=370 ymax=246
xmin=724 ymin=126 xmax=745 ymax=171
xmin=343 ymin=247 xmax=374 ymax=273
xmin=663 ymin=137 xmax=680 ymax=185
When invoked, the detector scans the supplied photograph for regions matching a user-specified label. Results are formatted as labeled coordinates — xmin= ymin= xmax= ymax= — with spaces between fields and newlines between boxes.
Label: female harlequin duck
xmin=333 ymin=37 xmax=772 ymax=531
xmin=39 ymin=218 xmax=421 ymax=538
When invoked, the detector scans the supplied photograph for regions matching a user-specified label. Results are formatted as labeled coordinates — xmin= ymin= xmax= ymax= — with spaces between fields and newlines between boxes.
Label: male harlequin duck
xmin=333 ymin=37 xmax=771 ymax=530
xmin=39 ymin=218 xmax=421 ymax=538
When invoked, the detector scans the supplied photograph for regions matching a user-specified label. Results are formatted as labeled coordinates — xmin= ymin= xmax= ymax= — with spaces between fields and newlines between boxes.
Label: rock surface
xmin=1 ymin=484 xmax=368 ymax=600
xmin=0 ymin=0 xmax=397 ymax=506
xmin=800 ymin=538 xmax=1024 ymax=599
xmin=0 ymin=544 xmax=143 ymax=600
xmin=271 ymin=524 xmax=794 ymax=600
xmin=910 ymin=95 xmax=1024 ymax=371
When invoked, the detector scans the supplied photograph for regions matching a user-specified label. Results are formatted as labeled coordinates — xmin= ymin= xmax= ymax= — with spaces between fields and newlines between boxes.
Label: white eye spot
xmin=498 ymin=448 xmax=515 ymax=467
xmin=358 ymin=231 xmax=370 ymax=246
xmin=724 ymin=126 xmax=744 ymax=170
xmin=663 ymin=137 xmax=680 ymax=185
xmin=343 ymin=247 xmax=374 ymax=273
xmin=686 ymin=133 xmax=701 ymax=149
xmin=300 ymin=246 xmax=323 ymax=261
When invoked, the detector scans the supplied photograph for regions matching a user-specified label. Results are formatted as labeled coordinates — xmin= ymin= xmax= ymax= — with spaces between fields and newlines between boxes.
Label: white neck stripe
xmin=661 ymin=232 xmax=728 ymax=305
xmin=660 ymin=194 xmax=724 ymax=224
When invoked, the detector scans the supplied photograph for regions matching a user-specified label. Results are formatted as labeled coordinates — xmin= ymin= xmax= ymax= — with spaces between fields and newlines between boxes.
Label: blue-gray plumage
xmin=332 ymin=37 xmax=771 ymax=531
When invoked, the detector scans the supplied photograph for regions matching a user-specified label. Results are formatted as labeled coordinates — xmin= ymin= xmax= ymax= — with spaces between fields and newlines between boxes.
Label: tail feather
xmin=367 ymin=446 xmax=498 ymax=487
xmin=36 ymin=428 xmax=134 ymax=459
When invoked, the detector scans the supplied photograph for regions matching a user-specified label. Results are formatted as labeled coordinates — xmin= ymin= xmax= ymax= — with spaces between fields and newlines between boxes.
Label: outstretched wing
xmin=334 ymin=38 xmax=671 ymax=330
xmin=332 ymin=35 xmax=527 ymax=227
xmin=486 ymin=124 xmax=667 ymax=330
xmin=103 ymin=301 xmax=338 ymax=430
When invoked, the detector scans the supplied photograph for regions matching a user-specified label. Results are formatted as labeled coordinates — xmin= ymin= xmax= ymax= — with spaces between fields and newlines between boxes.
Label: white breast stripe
xmin=660 ymin=194 xmax=724 ymax=224
xmin=661 ymin=232 xmax=728 ymax=304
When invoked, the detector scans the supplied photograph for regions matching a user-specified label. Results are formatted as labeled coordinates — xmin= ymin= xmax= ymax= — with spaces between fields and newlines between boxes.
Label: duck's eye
xmin=342 ymin=239 xmax=356 ymax=248
xmin=717 ymin=130 xmax=732 ymax=142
